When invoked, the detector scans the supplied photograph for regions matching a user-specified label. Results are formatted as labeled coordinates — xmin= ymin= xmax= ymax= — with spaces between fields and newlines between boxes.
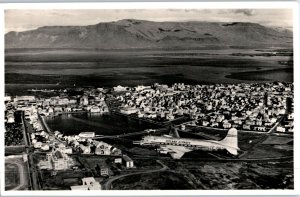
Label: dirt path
xmin=103 ymin=160 xmax=168 ymax=190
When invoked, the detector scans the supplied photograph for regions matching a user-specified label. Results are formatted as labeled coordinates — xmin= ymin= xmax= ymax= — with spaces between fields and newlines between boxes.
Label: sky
xmin=5 ymin=9 xmax=293 ymax=33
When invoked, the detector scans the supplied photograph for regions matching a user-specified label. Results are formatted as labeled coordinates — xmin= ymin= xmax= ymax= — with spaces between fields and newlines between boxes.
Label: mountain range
xmin=5 ymin=19 xmax=293 ymax=49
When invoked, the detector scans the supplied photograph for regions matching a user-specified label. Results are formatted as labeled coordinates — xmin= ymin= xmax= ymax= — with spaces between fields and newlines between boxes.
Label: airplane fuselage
xmin=140 ymin=136 xmax=229 ymax=151
xmin=138 ymin=128 xmax=239 ymax=159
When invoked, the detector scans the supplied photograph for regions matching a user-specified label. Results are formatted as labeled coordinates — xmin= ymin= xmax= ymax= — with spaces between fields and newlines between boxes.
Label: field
xmin=113 ymin=171 xmax=194 ymax=190
xmin=106 ymin=130 xmax=294 ymax=190
xmin=5 ymin=156 xmax=30 ymax=191
xmin=111 ymin=159 xmax=293 ymax=190
xmin=5 ymin=163 xmax=20 ymax=190
xmin=34 ymin=153 xmax=162 ymax=190
xmin=5 ymin=146 xmax=26 ymax=156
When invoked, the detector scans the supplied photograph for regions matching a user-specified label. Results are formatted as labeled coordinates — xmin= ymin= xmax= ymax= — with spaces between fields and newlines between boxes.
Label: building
xmin=38 ymin=149 xmax=73 ymax=170
xmin=114 ymin=158 xmax=122 ymax=164
xmin=90 ymin=106 xmax=101 ymax=113
xmin=51 ymin=150 xmax=69 ymax=170
xmin=70 ymin=177 xmax=101 ymax=190
xmin=41 ymin=144 xmax=50 ymax=151
xmin=276 ymin=126 xmax=286 ymax=133
xmin=113 ymin=85 xmax=128 ymax=92
xmin=14 ymin=96 xmax=36 ymax=102
xmin=122 ymin=155 xmax=134 ymax=168
xmin=79 ymin=144 xmax=91 ymax=154
xmin=34 ymin=142 xmax=43 ymax=149
xmin=7 ymin=116 xmax=15 ymax=123
xmin=100 ymin=167 xmax=109 ymax=176
xmin=95 ymin=141 xmax=112 ymax=155
xmin=120 ymin=107 xmax=137 ymax=115
xmin=4 ymin=96 xmax=11 ymax=102
xmin=78 ymin=132 xmax=95 ymax=138
xmin=287 ymin=113 xmax=294 ymax=120
xmin=22 ymin=153 xmax=28 ymax=162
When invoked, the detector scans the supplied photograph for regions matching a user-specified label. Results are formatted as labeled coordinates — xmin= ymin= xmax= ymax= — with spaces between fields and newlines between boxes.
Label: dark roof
xmin=54 ymin=150 xmax=63 ymax=159
xmin=122 ymin=155 xmax=133 ymax=162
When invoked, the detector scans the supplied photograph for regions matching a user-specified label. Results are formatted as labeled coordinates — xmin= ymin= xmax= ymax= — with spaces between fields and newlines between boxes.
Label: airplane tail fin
xmin=220 ymin=128 xmax=239 ymax=155
xmin=169 ymin=127 xmax=180 ymax=138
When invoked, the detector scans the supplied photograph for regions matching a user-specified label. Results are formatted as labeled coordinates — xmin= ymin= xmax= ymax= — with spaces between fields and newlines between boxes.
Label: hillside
xmin=5 ymin=19 xmax=293 ymax=49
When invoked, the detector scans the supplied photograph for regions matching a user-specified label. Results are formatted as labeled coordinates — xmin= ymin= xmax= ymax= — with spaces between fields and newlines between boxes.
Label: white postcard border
xmin=0 ymin=1 xmax=299 ymax=196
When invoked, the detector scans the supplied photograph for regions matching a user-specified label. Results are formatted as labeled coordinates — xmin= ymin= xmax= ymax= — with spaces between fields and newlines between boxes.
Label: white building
xmin=70 ymin=177 xmax=101 ymax=190
xmin=79 ymin=144 xmax=91 ymax=154
xmin=4 ymin=96 xmax=11 ymax=102
xmin=41 ymin=144 xmax=50 ymax=151
xmin=79 ymin=132 xmax=95 ymax=138
xmin=90 ymin=106 xmax=101 ymax=113
xmin=113 ymin=85 xmax=128 ymax=92
xmin=120 ymin=107 xmax=137 ymax=115
xmin=122 ymin=155 xmax=134 ymax=168
xmin=114 ymin=158 xmax=122 ymax=164
xmin=51 ymin=150 xmax=73 ymax=170
xmin=34 ymin=142 xmax=43 ymax=149
xmin=276 ymin=126 xmax=286 ymax=133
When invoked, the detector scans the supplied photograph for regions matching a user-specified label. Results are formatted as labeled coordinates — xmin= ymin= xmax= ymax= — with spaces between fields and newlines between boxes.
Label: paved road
xmin=6 ymin=162 xmax=25 ymax=191
xmin=103 ymin=160 xmax=168 ymax=190
xmin=268 ymin=116 xmax=284 ymax=134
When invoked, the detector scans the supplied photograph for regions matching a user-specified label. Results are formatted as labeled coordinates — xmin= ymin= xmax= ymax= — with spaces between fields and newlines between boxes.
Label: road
xmin=103 ymin=160 xmax=168 ymax=190
xmin=268 ymin=116 xmax=284 ymax=134
xmin=38 ymin=113 xmax=64 ymax=143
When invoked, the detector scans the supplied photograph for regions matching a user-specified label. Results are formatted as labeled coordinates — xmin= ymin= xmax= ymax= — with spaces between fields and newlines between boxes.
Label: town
xmin=5 ymin=82 xmax=294 ymax=190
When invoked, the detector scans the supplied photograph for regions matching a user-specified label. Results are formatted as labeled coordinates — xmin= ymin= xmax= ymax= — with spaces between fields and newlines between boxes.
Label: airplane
xmin=136 ymin=128 xmax=240 ymax=159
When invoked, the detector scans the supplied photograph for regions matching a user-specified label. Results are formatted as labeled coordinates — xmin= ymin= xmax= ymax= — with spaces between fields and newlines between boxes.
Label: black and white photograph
xmin=2 ymin=2 xmax=298 ymax=194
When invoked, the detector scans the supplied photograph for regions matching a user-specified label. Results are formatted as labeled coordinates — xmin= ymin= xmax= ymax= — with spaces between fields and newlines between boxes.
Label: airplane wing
xmin=160 ymin=145 xmax=192 ymax=159
xmin=170 ymin=151 xmax=186 ymax=159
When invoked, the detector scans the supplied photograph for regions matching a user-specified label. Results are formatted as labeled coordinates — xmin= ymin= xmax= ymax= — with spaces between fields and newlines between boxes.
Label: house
xmin=52 ymin=150 xmax=69 ymax=170
xmin=122 ymin=155 xmax=134 ymax=168
xmin=79 ymin=144 xmax=91 ymax=154
xmin=223 ymin=122 xmax=231 ymax=129
xmin=113 ymin=85 xmax=128 ymax=92
xmin=120 ymin=107 xmax=137 ymax=115
xmin=7 ymin=116 xmax=15 ymax=123
xmin=114 ymin=158 xmax=122 ymax=164
xmin=166 ymin=113 xmax=174 ymax=121
xmin=62 ymin=147 xmax=73 ymax=154
xmin=243 ymin=124 xmax=251 ymax=130
xmin=211 ymin=122 xmax=219 ymax=128
xmin=95 ymin=141 xmax=112 ymax=155
xmin=65 ymin=107 xmax=72 ymax=112
xmin=54 ymin=106 xmax=63 ymax=112
xmin=41 ymin=144 xmax=50 ymax=151
xmin=40 ymin=150 xmax=73 ymax=171
xmin=276 ymin=126 xmax=286 ymax=133
xmin=254 ymin=126 xmax=266 ymax=132
xmin=202 ymin=121 xmax=209 ymax=127
xmin=34 ymin=142 xmax=43 ymax=149
xmin=90 ymin=106 xmax=101 ymax=113
xmin=4 ymin=96 xmax=11 ymax=102
xmin=288 ymin=113 xmax=294 ymax=120
xmin=70 ymin=177 xmax=101 ymax=190
xmin=100 ymin=167 xmax=109 ymax=176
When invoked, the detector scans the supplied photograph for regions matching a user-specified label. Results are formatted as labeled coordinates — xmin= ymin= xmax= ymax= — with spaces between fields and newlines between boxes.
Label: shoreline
xmin=225 ymin=67 xmax=293 ymax=82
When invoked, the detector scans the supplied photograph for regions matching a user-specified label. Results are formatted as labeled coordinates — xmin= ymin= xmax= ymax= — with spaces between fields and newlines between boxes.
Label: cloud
xmin=233 ymin=9 xmax=256 ymax=16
